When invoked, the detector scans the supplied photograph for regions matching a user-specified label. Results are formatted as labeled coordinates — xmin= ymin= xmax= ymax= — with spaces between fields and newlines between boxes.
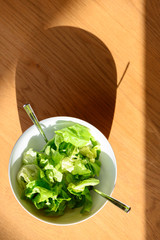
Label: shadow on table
xmin=145 ymin=1 xmax=160 ymax=239
xmin=15 ymin=26 xmax=117 ymax=138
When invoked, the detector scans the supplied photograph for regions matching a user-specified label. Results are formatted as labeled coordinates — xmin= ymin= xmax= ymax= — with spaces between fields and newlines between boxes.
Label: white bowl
xmin=8 ymin=116 xmax=117 ymax=225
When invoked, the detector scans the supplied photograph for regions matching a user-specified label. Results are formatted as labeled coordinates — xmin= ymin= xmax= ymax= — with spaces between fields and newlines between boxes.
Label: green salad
xmin=17 ymin=123 xmax=101 ymax=216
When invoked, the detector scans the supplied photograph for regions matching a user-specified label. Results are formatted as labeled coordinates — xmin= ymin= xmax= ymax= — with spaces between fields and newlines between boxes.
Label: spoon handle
xmin=23 ymin=104 xmax=48 ymax=143
xmin=93 ymin=188 xmax=131 ymax=213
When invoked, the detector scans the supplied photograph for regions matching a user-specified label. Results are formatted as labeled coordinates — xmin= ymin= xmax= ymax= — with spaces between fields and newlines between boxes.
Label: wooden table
xmin=0 ymin=1 xmax=160 ymax=239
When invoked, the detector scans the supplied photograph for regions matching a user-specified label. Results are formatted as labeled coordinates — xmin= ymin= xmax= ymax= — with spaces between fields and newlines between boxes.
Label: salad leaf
xmin=51 ymin=151 xmax=65 ymax=166
xmin=65 ymin=172 xmax=76 ymax=184
xmin=25 ymin=180 xmax=58 ymax=209
xmin=22 ymin=148 xmax=37 ymax=165
xmin=43 ymin=163 xmax=63 ymax=182
xmin=61 ymin=157 xmax=74 ymax=173
xmin=80 ymin=187 xmax=92 ymax=213
xmin=68 ymin=178 xmax=99 ymax=194
xmin=47 ymin=200 xmax=67 ymax=216
xmin=79 ymin=144 xmax=100 ymax=163
xmin=42 ymin=138 xmax=56 ymax=152
xmin=87 ymin=160 xmax=101 ymax=177
xmin=17 ymin=164 xmax=41 ymax=188
xmin=27 ymin=185 xmax=56 ymax=202
xmin=55 ymin=124 xmax=92 ymax=148
xmin=44 ymin=146 xmax=51 ymax=156
xmin=72 ymin=160 xmax=91 ymax=176
xmin=67 ymin=195 xmax=85 ymax=209
xmin=59 ymin=142 xmax=76 ymax=156
xmin=37 ymin=153 xmax=49 ymax=168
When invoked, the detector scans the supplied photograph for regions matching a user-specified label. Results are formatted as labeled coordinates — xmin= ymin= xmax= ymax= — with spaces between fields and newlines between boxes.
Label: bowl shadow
xmin=16 ymin=26 xmax=117 ymax=138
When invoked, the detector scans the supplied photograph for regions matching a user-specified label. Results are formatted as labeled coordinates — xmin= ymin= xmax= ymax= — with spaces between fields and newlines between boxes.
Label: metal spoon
xmin=23 ymin=103 xmax=48 ymax=143
xmin=23 ymin=103 xmax=131 ymax=213
xmin=93 ymin=188 xmax=131 ymax=213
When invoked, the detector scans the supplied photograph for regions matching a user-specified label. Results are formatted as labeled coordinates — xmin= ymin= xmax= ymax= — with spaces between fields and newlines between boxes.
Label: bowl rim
xmin=8 ymin=116 xmax=117 ymax=226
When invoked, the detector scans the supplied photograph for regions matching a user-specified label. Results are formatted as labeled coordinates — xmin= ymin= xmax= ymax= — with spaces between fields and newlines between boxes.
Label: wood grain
xmin=0 ymin=0 xmax=160 ymax=240
xmin=145 ymin=1 xmax=160 ymax=240
xmin=16 ymin=26 xmax=117 ymax=136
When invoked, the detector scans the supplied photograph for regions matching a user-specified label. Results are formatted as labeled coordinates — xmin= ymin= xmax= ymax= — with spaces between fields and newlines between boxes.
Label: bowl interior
xmin=9 ymin=117 xmax=117 ymax=225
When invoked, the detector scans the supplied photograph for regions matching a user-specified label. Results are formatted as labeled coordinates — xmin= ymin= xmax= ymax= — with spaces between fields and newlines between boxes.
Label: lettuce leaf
xmin=62 ymin=157 xmax=74 ymax=172
xmin=51 ymin=151 xmax=65 ymax=166
xmin=17 ymin=164 xmax=41 ymax=188
xmin=79 ymin=145 xmax=101 ymax=163
xmin=22 ymin=148 xmax=37 ymax=165
xmin=43 ymin=163 xmax=63 ymax=183
xmin=87 ymin=160 xmax=101 ymax=177
xmin=55 ymin=124 xmax=92 ymax=148
xmin=25 ymin=180 xmax=59 ymax=209
xmin=67 ymin=178 xmax=99 ymax=194
xmin=80 ymin=187 xmax=92 ymax=213
xmin=72 ymin=160 xmax=91 ymax=176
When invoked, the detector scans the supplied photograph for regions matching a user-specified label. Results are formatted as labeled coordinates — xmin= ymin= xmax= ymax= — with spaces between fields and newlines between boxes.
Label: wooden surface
xmin=0 ymin=1 xmax=160 ymax=239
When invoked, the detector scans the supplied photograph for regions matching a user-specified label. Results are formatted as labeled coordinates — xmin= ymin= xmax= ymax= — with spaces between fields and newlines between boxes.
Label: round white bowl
xmin=8 ymin=116 xmax=117 ymax=225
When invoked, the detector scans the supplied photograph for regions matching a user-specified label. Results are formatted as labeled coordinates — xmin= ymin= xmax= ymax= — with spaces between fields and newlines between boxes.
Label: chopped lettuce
xmin=80 ymin=187 xmax=92 ymax=213
xmin=61 ymin=157 xmax=74 ymax=172
xmin=79 ymin=144 xmax=101 ymax=163
xmin=67 ymin=178 xmax=100 ymax=194
xmin=17 ymin=164 xmax=41 ymax=188
xmin=71 ymin=160 xmax=91 ymax=176
xmin=22 ymin=148 xmax=37 ymax=165
xmin=43 ymin=163 xmax=63 ymax=182
xmin=55 ymin=124 xmax=92 ymax=148
xmin=17 ymin=123 xmax=101 ymax=215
